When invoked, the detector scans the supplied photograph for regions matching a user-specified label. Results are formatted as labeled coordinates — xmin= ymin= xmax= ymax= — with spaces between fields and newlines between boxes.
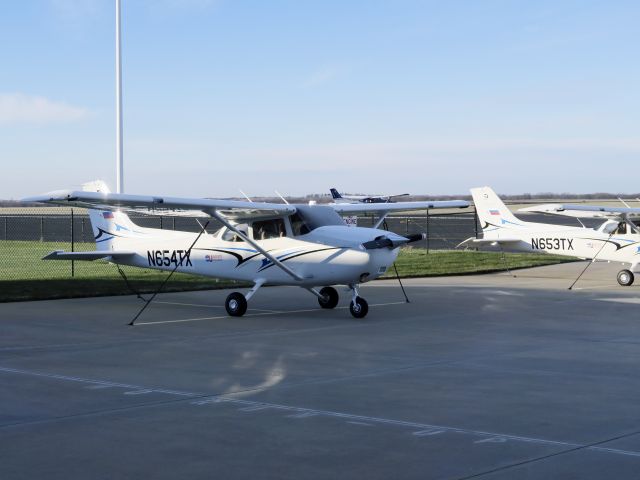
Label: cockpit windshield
xmin=221 ymin=223 xmax=249 ymax=242
xmin=291 ymin=205 xmax=344 ymax=234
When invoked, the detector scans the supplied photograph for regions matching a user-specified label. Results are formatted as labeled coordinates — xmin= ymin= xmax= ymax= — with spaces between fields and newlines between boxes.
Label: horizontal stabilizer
xmin=457 ymin=237 xmax=521 ymax=248
xmin=43 ymin=250 xmax=135 ymax=261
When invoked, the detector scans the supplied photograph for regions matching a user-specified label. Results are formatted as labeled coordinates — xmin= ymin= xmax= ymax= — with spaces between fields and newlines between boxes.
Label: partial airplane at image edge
xmin=460 ymin=187 xmax=640 ymax=287
xmin=330 ymin=188 xmax=410 ymax=204
xmin=24 ymin=181 xmax=469 ymax=319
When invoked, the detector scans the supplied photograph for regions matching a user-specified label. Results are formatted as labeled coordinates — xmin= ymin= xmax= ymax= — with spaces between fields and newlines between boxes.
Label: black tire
xmin=617 ymin=269 xmax=634 ymax=287
xmin=318 ymin=286 xmax=339 ymax=309
xmin=225 ymin=292 xmax=248 ymax=316
xmin=349 ymin=296 xmax=369 ymax=319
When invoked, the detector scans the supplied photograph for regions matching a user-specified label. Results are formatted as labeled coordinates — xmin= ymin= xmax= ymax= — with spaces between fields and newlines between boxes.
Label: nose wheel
xmin=349 ymin=296 xmax=369 ymax=318
xmin=348 ymin=284 xmax=369 ymax=319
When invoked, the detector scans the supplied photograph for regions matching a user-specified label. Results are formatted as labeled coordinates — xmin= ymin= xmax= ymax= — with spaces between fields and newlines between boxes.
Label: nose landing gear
xmin=348 ymin=284 xmax=369 ymax=319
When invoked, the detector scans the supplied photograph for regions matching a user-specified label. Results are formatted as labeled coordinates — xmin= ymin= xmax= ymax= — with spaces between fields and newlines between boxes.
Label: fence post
xmin=405 ymin=217 xmax=409 ymax=234
xmin=71 ymin=209 xmax=75 ymax=277
xmin=160 ymin=216 xmax=163 ymax=230
xmin=40 ymin=216 xmax=44 ymax=242
xmin=173 ymin=217 xmax=176 ymax=230
xmin=426 ymin=210 xmax=430 ymax=253
xmin=4 ymin=217 xmax=7 ymax=240
xmin=81 ymin=217 xmax=85 ymax=241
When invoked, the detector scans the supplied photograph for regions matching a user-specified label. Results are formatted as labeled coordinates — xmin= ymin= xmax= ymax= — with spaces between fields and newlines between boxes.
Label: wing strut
xmin=208 ymin=210 xmax=305 ymax=282
xmin=128 ymin=220 xmax=210 ymax=326
xmin=568 ymin=227 xmax=617 ymax=290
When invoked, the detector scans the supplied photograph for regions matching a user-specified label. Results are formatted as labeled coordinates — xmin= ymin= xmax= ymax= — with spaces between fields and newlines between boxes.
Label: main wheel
xmin=225 ymin=292 xmax=248 ymax=316
xmin=318 ymin=286 xmax=339 ymax=309
xmin=349 ymin=296 xmax=369 ymax=319
xmin=617 ymin=269 xmax=634 ymax=286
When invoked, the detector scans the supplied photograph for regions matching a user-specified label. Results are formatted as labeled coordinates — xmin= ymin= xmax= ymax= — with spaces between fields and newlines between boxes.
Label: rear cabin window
xmin=253 ymin=218 xmax=286 ymax=240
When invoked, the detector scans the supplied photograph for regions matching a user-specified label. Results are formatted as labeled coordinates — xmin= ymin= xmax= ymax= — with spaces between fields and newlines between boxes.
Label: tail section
xmin=471 ymin=187 xmax=525 ymax=230
xmin=82 ymin=181 xmax=145 ymax=251
xmin=330 ymin=188 xmax=343 ymax=200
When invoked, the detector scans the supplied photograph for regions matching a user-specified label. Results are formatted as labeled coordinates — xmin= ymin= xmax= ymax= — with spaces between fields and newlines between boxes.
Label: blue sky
xmin=1 ymin=0 xmax=639 ymax=198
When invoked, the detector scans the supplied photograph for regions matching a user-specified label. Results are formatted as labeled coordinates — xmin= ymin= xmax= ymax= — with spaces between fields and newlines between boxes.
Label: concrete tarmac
xmin=2 ymin=262 xmax=640 ymax=479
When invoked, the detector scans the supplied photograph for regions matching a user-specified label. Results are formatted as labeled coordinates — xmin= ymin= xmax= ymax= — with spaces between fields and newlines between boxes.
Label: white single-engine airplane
xmin=460 ymin=187 xmax=640 ymax=287
xmin=25 ymin=181 xmax=468 ymax=318
xmin=330 ymin=188 xmax=410 ymax=204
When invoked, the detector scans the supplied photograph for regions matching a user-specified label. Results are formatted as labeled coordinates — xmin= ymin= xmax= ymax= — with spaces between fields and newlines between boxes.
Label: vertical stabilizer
xmin=471 ymin=187 xmax=525 ymax=229
xmin=82 ymin=181 xmax=141 ymax=251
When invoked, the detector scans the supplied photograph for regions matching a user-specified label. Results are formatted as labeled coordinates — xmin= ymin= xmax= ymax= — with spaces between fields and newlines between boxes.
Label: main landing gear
xmin=224 ymin=281 xmax=369 ymax=319
xmin=617 ymin=269 xmax=635 ymax=287
xmin=317 ymin=286 xmax=339 ymax=309
xmin=225 ymin=279 xmax=265 ymax=317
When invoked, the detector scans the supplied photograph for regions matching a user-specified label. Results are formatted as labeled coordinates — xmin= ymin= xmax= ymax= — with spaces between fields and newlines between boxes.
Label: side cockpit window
xmin=289 ymin=213 xmax=310 ymax=236
xmin=615 ymin=222 xmax=628 ymax=235
xmin=253 ymin=218 xmax=286 ymax=240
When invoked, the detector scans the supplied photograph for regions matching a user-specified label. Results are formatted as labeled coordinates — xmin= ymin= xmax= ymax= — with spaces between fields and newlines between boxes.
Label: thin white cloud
xmin=49 ymin=0 xmax=102 ymax=20
xmin=303 ymin=66 xmax=341 ymax=88
xmin=156 ymin=0 xmax=220 ymax=8
xmin=0 ymin=93 xmax=89 ymax=125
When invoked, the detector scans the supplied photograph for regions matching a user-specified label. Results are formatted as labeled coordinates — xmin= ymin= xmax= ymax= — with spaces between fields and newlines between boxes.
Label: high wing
xmin=25 ymin=188 xmax=304 ymax=280
xmin=519 ymin=203 xmax=640 ymax=220
xmin=330 ymin=200 xmax=469 ymax=214
xmin=23 ymin=189 xmax=296 ymax=220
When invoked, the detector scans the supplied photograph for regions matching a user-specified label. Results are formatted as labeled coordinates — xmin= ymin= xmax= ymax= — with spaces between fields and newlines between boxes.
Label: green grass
xmin=0 ymin=241 xmax=243 ymax=302
xmin=0 ymin=241 xmax=573 ymax=302
xmin=383 ymin=248 xmax=574 ymax=278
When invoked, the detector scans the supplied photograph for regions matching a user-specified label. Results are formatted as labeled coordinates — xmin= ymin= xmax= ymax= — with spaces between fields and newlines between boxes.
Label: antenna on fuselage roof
xmin=239 ymin=189 xmax=253 ymax=202
xmin=275 ymin=191 xmax=290 ymax=205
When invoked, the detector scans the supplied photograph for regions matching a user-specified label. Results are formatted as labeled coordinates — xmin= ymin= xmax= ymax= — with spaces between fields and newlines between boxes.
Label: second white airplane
xmin=460 ymin=187 xmax=640 ymax=286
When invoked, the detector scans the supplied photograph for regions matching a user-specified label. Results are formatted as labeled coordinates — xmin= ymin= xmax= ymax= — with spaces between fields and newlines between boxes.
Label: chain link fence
xmin=0 ymin=208 xmax=478 ymax=281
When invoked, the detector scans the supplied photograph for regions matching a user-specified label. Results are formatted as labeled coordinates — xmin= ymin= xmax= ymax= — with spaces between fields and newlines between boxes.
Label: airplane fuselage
xmin=111 ymin=225 xmax=399 ymax=287
xmin=484 ymin=220 xmax=640 ymax=267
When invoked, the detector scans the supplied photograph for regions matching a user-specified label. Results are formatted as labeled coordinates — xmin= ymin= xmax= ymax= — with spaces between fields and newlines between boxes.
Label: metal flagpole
xmin=115 ymin=0 xmax=124 ymax=193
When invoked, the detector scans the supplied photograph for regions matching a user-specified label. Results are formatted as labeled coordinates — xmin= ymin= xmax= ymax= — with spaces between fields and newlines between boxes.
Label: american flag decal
xmin=102 ymin=212 xmax=114 ymax=219
xmin=489 ymin=210 xmax=500 ymax=216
